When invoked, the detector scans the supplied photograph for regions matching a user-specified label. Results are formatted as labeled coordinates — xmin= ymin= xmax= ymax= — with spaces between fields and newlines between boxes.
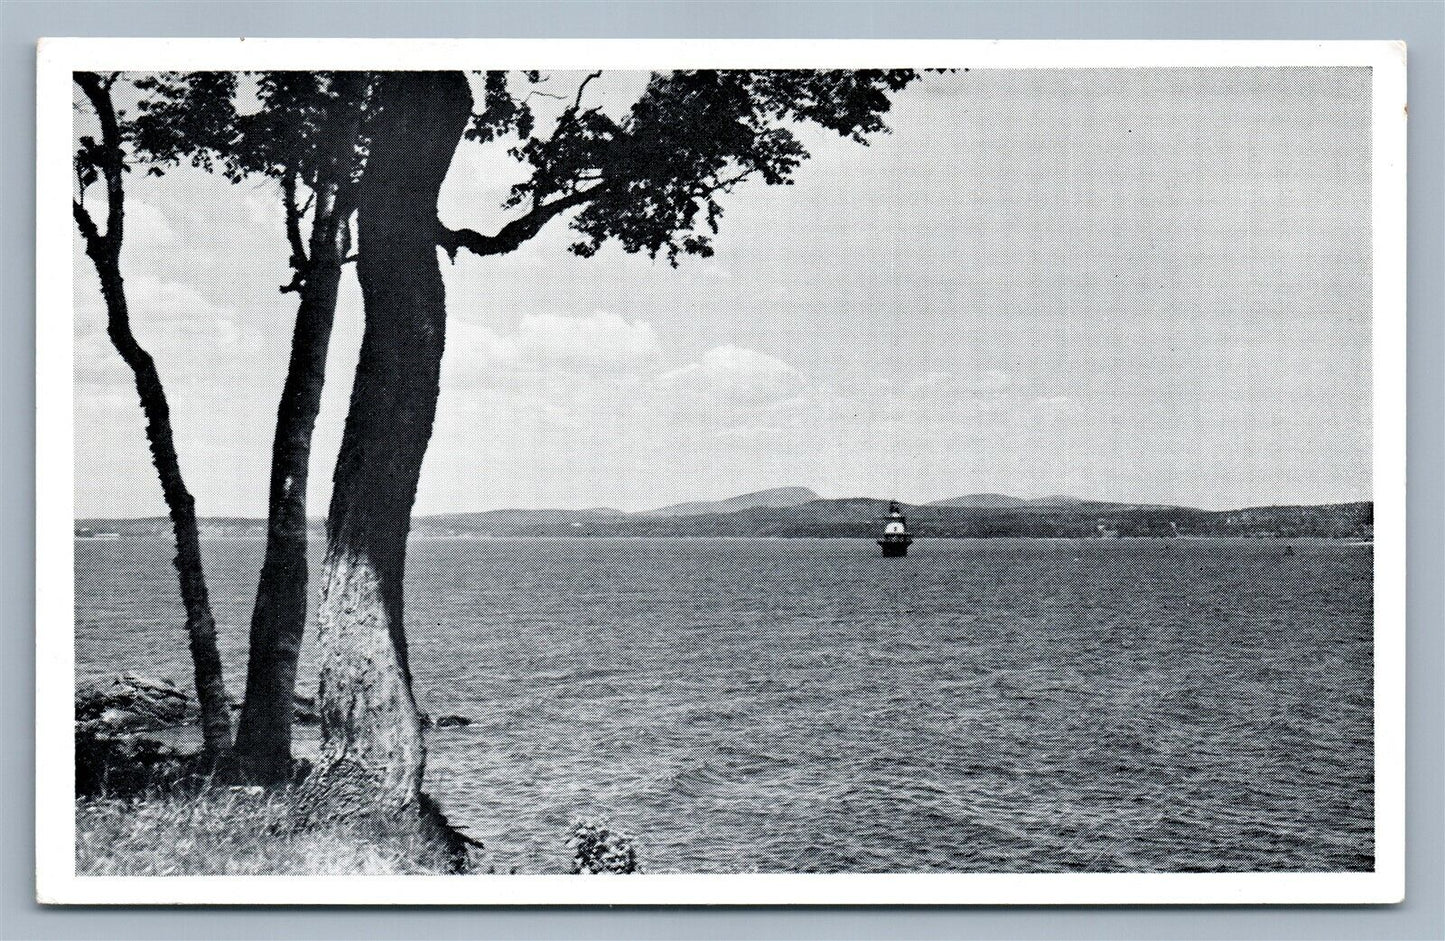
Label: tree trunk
xmin=231 ymin=206 xmax=347 ymax=781
xmin=233 ymin=76 xmax=368 ymax=783
xmin=304 ymin=71 xmax=471 ymax=814
xmin=103 ymin=273 xmax=234 ymax=757
xmin=73 ymin=73 xmax=232 ymax=758
xmin=78 ymin=236 xmax=234 ymax=757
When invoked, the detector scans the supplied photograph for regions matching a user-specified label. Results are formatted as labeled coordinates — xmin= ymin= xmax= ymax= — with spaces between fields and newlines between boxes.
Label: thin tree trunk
xmin=233 ymin=75 xmax=368 ymax=782
xmin=303 ymin=71 xmax=471 ymax=814
xmin=73 ymin=73 xmax=232 ymax=757
xmin=231 ymin=203 xmax=347 ymax=780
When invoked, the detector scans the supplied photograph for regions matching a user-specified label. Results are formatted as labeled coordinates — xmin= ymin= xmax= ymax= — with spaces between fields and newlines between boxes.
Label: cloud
xmin=73 ymin=268 xmax=256 ymax=390
xmin=444 ymin=310 xmax=661 ymax=390
xmin=909 ymin=369 xmax=1011 ymax=394
xmin=125 ymin=200 xmax=178 ymax=248
xmin=515 ymin=311 xmax=661 ymax=367
xmin=657 ymin=344 xmax=805 ymax=408
xmin=122 ymin=274 xmax=237 ymax=325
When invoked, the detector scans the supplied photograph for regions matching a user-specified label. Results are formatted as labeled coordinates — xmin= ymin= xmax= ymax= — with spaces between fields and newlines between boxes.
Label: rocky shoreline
xmin=76 ymin=672 xmax=472 ymax=737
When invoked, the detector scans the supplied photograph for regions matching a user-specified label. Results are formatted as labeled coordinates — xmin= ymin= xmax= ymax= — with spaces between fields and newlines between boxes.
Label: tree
xmin=128 ymin=73 xmax=373 ymax=781
xmin=302 ymin=69 xmax=925 ymax=815
xmin=304 ymin=71 xmax=470 ymax=816
xmin=230 ymin=75 xmax=370 ymax=782
xmin=72 ymin=72 xmax=233 ymax=757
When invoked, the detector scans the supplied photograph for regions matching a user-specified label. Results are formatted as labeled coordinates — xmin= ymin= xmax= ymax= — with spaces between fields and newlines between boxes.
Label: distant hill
xmin=77 ymin=494 xmax=1374 ymax=541
xmin=927 ymin=493 xmax=1106 ymax=509
xmin=926 ymin=493 xmax=1130 ymax=511
xmin=928 ymin=493 xmax=1028 ymax=509
xmin=641 ymin=486 xmax=821 ymax=517
xmin=1026 ymin=494 xmax=1088 ymax=507
xmin=465 ymin=499 xmax=1374 ymax=540
xmin=422 ymin=507 xmax=624 ymax=536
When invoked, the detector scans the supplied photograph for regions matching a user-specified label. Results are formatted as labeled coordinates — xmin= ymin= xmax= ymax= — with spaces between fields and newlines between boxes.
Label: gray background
xmin=3 ymin=1 xmax=1440 ymax=938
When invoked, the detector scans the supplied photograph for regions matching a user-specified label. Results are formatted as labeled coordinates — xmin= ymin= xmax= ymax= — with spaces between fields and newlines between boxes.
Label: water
xmin=75 ymin=536 xmax=1374 ymax=873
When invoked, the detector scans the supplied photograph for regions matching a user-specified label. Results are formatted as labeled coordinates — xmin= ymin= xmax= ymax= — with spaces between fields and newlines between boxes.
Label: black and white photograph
xmin=35 ymin=39 xmax=1405 ymax=905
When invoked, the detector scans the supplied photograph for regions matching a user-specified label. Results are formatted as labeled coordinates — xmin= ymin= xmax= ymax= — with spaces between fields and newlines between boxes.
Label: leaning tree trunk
xmin=234 ymin=74 xmax=369 ymax=783
xmin=72 ymin=72 xmax=233 ymax=757
xmin=302 ymin=71 xmax=471 ymax=815
xmin=86 ymin=250 xmax=234 ymax=758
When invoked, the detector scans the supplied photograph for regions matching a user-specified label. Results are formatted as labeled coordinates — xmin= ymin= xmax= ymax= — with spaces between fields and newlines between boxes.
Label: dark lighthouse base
xmin=878 ymin=538 xmax=912 ymax=557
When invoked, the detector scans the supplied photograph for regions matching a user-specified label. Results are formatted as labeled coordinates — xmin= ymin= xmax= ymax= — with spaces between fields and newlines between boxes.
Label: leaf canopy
xmin=106 ymin=68 xmax=929 ymax=265
xmin=129 ymin=72 xmax=367 ymax=188
xmin=502 ymin=69 xmax=923 ymax=265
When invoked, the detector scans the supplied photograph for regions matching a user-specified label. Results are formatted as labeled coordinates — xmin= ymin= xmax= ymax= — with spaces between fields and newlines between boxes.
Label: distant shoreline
xmin=76 ymin=497 xmax=1374 ymax=542
xmin=76 ymin=533 xmax=1374 ymax=545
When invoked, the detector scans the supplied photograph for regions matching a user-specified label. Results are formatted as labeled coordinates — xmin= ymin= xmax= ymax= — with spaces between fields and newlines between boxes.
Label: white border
xmin=36 ymin=38 xmax=1407 ymax=906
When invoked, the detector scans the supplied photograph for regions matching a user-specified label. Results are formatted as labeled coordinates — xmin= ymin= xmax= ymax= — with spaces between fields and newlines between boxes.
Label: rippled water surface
xmin=76 ymin=536 xmax=1373 ymax=873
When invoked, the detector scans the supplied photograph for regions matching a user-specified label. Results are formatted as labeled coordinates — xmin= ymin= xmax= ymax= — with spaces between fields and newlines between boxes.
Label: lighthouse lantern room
xmin=877 ymin=500 xmax=915 ymax=557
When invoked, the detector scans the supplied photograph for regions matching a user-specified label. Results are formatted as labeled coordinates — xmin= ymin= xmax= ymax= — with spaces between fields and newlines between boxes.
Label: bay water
xmin=75 ymin=536 xmax=1373 ymax=873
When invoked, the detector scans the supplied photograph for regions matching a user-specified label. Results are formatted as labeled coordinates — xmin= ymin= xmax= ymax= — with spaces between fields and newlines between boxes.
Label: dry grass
xmin=76 ymin=783 xmax=466 ymax=876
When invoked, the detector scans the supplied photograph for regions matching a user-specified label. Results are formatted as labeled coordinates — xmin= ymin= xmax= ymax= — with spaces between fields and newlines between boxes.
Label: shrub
xmin=567 ymin=817 xmax=640 ymax=874
xmin=75 ymin=728 xmax=199 ymax=797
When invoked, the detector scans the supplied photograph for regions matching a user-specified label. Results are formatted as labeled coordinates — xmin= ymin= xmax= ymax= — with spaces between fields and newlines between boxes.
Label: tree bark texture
xmin=233 ymin=75 xmax=369 ymax=782
xmin=306 ymin=71 xmax=471 ymax=814
xmin=73 ymin=73 xmax=233 ymax=757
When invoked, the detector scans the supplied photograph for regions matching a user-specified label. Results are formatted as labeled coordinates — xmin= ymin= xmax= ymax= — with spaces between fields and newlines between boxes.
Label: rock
xmin=79 ymin=676 xmax=325 ymax=732
xmin=97 ymin=707 xmax=147 ymax=731
xmin=76 ymin=673 xmax=190 ymax=732
xmin=290 ymin=693 xmax=321 ymax=724
xmin=418 ymin=711 xmax=472 ymax=729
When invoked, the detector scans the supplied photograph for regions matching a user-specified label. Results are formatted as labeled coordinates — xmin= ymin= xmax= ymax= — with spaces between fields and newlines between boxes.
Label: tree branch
xmin=282 ymin=171 xmax=309 ymax=267
xmin=436 ymin=186 xmax=598 ymax=260
xmin=73 ymin=72 xmax=125 ymax=247
xmin=72 ymin=199 xmax=102 ymax=251
xmin=572 ymin=70 xmax=602 ymax=111
xmin=279 ymin=170 xmax=310 ymax=292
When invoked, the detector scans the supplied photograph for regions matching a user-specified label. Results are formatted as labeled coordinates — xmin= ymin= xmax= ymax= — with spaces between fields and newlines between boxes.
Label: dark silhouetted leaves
xmin=491 ymin=69 xmax=923 ymax=266
xmin=129 ymin=72 xmax=368 ymax=189
xmin=112 ymin=68 xmax=927 ymax=268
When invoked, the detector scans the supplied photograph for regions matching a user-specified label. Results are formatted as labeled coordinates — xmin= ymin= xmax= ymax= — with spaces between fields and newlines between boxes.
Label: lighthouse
xmin=877 ymin=500 xmax=914 ymax=557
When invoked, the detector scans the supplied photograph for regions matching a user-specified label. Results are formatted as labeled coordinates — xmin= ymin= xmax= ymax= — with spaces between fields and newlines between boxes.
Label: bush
xmin=567 ymin=817 xmax=640 ymax=874
xmin=75 ymin=727 xmax=200 ymax=797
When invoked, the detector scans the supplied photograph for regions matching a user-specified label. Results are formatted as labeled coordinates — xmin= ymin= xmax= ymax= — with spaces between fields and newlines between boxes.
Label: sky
xmin=73 ymin=67 xmax=1373 ymax=518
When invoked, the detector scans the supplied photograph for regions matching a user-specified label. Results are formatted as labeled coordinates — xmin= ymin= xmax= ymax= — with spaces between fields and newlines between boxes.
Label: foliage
xmin=567 ymin=817 xmax=641 ymax=874
xmin=128 ymin=71 xmax=367 ymax=189
xmin=75 ymin=728 xmax=198 ymax=798
xmin=101 ymin=68 xmax=930 ymax=270
xmin=489 ymin=69 xmax=923 ymax=265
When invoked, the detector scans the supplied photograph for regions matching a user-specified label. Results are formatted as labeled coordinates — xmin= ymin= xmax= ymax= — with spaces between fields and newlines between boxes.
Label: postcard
xmin=36 ymin=38 xmax=1405 ymax=905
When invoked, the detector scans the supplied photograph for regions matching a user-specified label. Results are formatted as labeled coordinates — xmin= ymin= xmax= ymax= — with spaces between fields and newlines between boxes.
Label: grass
xmin=76 ymin=781 xmax=467 ymax=876
xmin=73 ymin=729 xmax=636 ymax=876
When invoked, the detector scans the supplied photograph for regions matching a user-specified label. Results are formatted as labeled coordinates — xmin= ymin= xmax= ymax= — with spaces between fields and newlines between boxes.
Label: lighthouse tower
xmin=877 ymin=500 xmax=914 ymax=557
